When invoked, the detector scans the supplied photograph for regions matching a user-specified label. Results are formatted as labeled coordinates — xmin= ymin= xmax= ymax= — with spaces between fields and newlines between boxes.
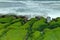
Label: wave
xmin=0 ymin=1 xmax=60 ymax=18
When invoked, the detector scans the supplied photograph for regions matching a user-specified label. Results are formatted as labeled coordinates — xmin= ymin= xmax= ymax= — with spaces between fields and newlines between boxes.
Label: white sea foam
xmin=0 ymin=1 xmax=60 ymax=18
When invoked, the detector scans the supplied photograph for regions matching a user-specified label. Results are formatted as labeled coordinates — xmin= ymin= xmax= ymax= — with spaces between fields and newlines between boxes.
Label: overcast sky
xmin=0 ymin=1 xmax=60 ymax=18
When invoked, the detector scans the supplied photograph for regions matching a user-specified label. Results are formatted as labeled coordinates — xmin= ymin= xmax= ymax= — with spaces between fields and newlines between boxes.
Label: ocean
xmin=0 ymin=1 xmax=60 ymax=18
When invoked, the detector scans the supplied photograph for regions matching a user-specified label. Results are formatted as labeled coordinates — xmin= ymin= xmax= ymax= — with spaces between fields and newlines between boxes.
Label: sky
xmin=0 ymin=1 xmax=60 ymax=18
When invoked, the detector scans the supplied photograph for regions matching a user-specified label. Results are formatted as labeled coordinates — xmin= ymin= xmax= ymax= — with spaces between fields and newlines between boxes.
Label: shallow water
xmin=0 ymin=1 xmax=60 ymax=18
